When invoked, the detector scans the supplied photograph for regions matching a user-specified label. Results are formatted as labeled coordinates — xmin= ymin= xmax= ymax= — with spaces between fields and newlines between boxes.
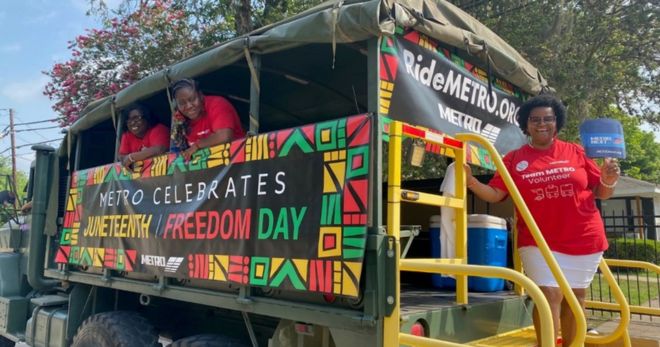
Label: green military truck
xmin=0 ymin=0 xmax=641 ymax=346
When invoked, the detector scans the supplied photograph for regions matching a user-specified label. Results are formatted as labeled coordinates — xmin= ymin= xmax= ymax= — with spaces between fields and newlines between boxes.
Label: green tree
xmin=45 ymin=0 xmax=324 ymax=125
xmin=452 ymin=0 xmax=659 ymax=128
xmin=43 ymin=2 xmax=202 ymax=125
xmin=603 ymin=108 xmax=660 ymax=183
xmin=0 ymin=157 xmax=29 ymax=224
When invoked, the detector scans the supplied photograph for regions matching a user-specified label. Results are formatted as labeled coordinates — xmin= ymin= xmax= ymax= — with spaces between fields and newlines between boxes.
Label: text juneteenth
xmin=83 ymin=207 xmax=308 ymax=241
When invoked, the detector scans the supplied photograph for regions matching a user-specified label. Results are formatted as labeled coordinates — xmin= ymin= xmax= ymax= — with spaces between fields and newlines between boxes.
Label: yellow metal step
xmin=468 ymin=326 xmax=537 ymax=347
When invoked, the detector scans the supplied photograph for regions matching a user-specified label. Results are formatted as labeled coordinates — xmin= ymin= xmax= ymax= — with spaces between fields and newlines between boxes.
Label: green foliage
xmin=588 ymin=275 xmax=659 ymax=307
xmin=46 ymin=0 xmax=659 ymax=182
xmin=449 ymin=0 xmax=660 ymax=183
xmin=0 ymin=156 xmax=28 ymax=224
xmin=0 ymin=157 xmax=27 ymax=200
xmin=605 ymin=238 xmax=659 ymax=265
xmin=46 ymin=0 xmax=325 ymax=125
xmin=453 ymin=0 xmax=659 ymax=128
xmin=602 ymin=107 xmax=660 ymax=183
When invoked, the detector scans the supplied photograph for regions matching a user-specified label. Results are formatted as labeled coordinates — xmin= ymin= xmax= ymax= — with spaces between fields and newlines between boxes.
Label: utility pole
xmin=9 ymin=108 xmax=17 ymax=192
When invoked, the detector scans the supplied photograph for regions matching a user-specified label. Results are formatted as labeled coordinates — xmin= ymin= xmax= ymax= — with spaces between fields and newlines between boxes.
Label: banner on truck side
xmin=55 ymin=114 xmax=372 ymax=298
xmin=379 ymin=28 xmax=528 ymax=158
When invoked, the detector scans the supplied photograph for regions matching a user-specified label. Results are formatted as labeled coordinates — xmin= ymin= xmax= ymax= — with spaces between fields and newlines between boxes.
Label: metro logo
xmin=140 ymin=255 xmax=184 ymax=273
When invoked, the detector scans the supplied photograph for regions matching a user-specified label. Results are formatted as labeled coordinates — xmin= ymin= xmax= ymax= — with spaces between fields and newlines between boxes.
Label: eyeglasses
xmin=127 ymin=114 xmax=144 ymax=123
xmin=528 ymin=116 xmax=556 ymax=124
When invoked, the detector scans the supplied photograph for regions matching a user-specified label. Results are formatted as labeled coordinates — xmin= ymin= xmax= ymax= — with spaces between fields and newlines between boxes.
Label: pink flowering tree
xmin=44 ymin=0 xmax=323 ymax=126
xmin=43 ymin=1 xmax=203 ymax=125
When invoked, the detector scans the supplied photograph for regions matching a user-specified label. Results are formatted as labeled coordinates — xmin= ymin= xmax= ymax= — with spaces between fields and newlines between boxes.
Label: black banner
xmin=56 ymin=115 xmax=372 ymax=297
xmin=380 ymin=30 xmax=527 ymax=155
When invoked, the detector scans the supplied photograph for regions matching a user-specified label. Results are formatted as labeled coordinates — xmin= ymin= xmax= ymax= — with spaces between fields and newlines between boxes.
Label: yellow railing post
xmin=584 ymin=259 xmax=632 ymax=346
xmin=384 ymin=121 xmax=403 ymax=347
xmin=454 ymin=140 xmax=468 ymax=305
xmin=585 ymin=259 xmax=660 ymax=345
xmin=398 ymin=261 xmax=555 ymax=347
xmin=455 ymin=133 xmax=587 ymax=347
xmin=383 ymin=124 xmax=580 ymax=346
xmin=512 ymin=217 xmax=525 ymax=296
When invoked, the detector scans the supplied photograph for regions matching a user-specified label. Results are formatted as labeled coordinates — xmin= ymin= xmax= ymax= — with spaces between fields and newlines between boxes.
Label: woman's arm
xmin=594 ymin=158 xmax=620 ymax=200
xmin=132 ymin=145 xmax=168 ymax=161
xmin=182 ymin=128 xmax=233 ymax=161
xmin=467 ymin=176 xmax=508 ymax=203
xmin=196 ymin=128 xmax=233 ymax=148
xmin=464 ymin=165 xmax=508 ymax=203
xmin=121 ymin=145 xmax=167 ymax=167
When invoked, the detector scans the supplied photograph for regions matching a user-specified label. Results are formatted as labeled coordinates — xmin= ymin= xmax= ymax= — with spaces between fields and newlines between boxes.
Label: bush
xmin=605 ymin=238 xmax=659 ymax=270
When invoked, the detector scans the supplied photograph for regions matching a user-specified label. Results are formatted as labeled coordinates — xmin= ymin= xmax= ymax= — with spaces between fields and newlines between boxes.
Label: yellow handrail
xmin=384 ymin=121 xmax=553 ymax=346
xmin=383 ymin=121 xmax=403 ymax=346
xmin=455 ymin=133 xmax=587 ymax=347
xmin=605 ymin=259 xmax=660 ymax=273
xmin=584 ymin=259 xmax=660 ymax=345
xmin=383 ymin=122 xmax=634 ymax=346
xmin=584 ymin=259 xmax=631 ymax=345
xmin=398 ymin=261 xmax=555 ymax=347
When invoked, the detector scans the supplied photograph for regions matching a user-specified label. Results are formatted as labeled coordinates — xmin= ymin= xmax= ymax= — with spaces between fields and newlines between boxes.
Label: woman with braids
xmin=465 ymin=94 xmax=620 ymax=346
xmin=118 ymin=103 xmax=170 ymax=168
xmin=170 ymin=78 xmax=245 ymax=161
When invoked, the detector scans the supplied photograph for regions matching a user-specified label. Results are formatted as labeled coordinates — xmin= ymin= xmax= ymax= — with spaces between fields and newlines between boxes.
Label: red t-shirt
xmin=119 ymin=123 xmax=170 ymax=155
xmin=488 ymin=140 xmax=608 ymax=255
xmin=182 ymin=95 xmax=245 ymax=145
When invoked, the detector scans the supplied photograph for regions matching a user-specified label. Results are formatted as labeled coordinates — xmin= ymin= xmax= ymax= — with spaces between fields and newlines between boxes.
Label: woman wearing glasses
xmin=465 ymin=94 xmax=620 ymax=346
xmin=118 ymin=103 xmax=170 ymax=168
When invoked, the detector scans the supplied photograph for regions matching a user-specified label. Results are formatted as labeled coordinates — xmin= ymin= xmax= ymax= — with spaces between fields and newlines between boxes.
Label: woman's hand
xmin=121 ymin=154 xmax=134 ymax=169
xmin=462 ymin=163 xmax=507 ymax=203
xmin=182 ymin=143 xmax=199 ymax=162
xmin=595 ymin=158 xmax=620 ymax=199
xmin=600 ymin=158 xmax=620 ymax=186
xmin=463 ymin=164 xmax=478 ymax=188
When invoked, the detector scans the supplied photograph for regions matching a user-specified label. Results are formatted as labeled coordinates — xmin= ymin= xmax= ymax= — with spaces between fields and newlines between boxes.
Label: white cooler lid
xmin=468 ymin=214 xmax=507 ymax=229
xmin=429 ymin=214 xmax=442 ymax=228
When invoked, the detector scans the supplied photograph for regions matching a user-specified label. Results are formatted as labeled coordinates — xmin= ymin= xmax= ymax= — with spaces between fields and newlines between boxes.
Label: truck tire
xmin=0 ymin=336 xmax=13 ymax=347
xmin=71 ymin=311 xmax=159 ymax=347
xmin=171 ymin=334 xmax=250 ymax=347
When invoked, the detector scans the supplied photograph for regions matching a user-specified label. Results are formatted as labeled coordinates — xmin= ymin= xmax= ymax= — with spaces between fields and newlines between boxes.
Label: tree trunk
xmin=233 ymin=0 xmax=252 ymax=35
xmin=264 ymin=0 xmax=287 ymax=21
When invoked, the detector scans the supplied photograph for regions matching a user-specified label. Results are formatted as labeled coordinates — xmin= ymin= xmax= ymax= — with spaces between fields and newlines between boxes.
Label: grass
xmin=587 ymin=273 xmax=660 ymax=306
xmin=586 ymin=274 xmax=659 ymax=322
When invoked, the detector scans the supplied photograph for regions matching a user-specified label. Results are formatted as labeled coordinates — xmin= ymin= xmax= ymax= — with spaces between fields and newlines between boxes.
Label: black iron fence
xmin=588 ymin=211 xmax=659 ymax=321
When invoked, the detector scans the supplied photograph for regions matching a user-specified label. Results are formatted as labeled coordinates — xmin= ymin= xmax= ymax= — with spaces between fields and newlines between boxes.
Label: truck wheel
xmin=72 ymin=311 xmax=159 ymax=347
xmin=171 ymin=334 xmax=250 ymax=347
xmin=0 ymin=336 xmax=13 ymax=347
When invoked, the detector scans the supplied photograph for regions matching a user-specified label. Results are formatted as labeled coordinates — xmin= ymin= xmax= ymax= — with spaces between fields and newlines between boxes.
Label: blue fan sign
xmin=579 ymin=119 xmax=626 ymax=159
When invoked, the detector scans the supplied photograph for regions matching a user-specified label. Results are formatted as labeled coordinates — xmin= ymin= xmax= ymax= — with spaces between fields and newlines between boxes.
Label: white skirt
xmin=519 ymin=246 xmax=603 ymax=288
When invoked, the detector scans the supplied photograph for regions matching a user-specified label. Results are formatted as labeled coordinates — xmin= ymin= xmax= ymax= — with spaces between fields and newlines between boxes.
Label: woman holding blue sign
xmin=465 ymin=94 xmax=620 ymax=346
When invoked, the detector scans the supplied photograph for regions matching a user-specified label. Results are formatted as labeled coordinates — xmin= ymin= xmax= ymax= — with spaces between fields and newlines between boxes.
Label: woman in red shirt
xmin=170 ymin=79 xmax=245 ymax=161
xmin=466 ymin=94 xmax=620 ymax=346
xmin=118 ymin=103 xmax=170 ymax=167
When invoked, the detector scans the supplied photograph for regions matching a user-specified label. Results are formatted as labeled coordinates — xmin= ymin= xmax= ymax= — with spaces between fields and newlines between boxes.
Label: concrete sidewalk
xmin=587 ymin=297 xmax=660 ymax=347
xmin=587 ymin=319 xmax=660 ymax=347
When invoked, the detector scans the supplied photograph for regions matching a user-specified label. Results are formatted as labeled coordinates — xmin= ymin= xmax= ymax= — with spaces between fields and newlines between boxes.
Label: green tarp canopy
xmin=67 ymin=0 xmax=548 ymax=136
xmin=45 ymin=0 xmax=549 ymax=237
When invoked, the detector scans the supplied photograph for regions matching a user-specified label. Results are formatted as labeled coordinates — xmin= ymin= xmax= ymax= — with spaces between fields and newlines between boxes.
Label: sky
xmin=0 ymin=0 xmax=118 ymax=175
